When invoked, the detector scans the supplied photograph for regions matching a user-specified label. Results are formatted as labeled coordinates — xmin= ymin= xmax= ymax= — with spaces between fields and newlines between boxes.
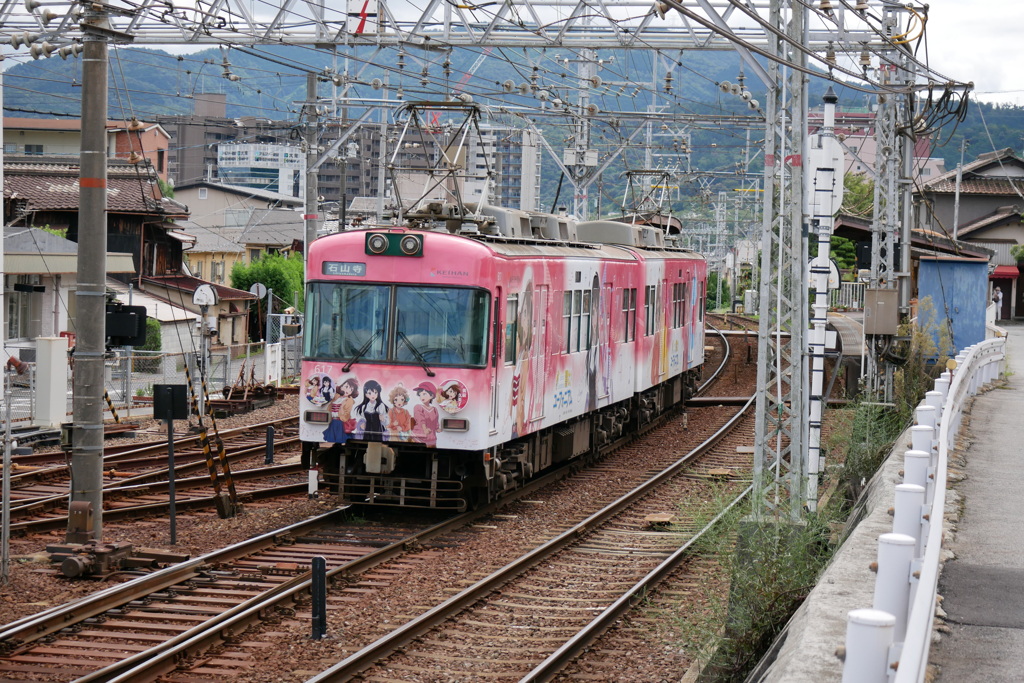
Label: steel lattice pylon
xmin=752 ymin=0 xmax=807 ymax=522
xmin=865 ymin=6 xmax=914 ymax=401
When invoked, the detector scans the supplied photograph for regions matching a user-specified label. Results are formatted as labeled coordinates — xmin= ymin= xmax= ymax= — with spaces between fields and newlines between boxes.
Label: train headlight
xmin=400 ymin=234 xmax=422 ymax=255
xmin=366 ymin=233 xmax=389 ymax=254
xmin=364 ymin=232 xmax=424 ymax=257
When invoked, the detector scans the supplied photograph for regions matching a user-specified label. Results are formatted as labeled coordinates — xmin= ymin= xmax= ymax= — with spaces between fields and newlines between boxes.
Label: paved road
xmin=929 ymin=321 xmax=1024 ymax=682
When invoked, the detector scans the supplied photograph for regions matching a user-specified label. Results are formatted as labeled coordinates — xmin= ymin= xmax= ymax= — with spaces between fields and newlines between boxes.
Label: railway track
xmin=0 ymin=393 xmax=753 ymax=682
xmin=309 ymin=398 xmax=755 ymax=681
xmin=0 ymin=509 xmax=460 ymax=681
xmin=4 ymin=417 xmax=303 ymax=536
xmin=0 ymin=327 xmax=757 ymax=680
xmin=7 ymin=416 xmax=299 ymax=475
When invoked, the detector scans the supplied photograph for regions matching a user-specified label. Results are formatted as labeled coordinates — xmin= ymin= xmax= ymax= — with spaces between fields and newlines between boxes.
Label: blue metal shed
xmin=916 ymin=256 xmax=988 ymax=356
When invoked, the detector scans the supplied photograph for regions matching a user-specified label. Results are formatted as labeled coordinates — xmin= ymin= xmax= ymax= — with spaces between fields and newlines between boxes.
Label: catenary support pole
xmin=68 ymin=12 xmax=113 ymax=542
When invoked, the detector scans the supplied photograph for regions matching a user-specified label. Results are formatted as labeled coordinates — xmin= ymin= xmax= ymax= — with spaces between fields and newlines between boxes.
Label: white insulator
xmin=29 ymin=41 xmax=54 ymax=59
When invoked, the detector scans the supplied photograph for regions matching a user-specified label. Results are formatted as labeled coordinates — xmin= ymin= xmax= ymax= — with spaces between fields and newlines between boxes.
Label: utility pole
xmin=68 ymin=7 xmax=121 ymax=542
xmin=952 ymin=138 xmax=968 ymax=239
xmin=303 ymin=72 xmax=320 ymax=253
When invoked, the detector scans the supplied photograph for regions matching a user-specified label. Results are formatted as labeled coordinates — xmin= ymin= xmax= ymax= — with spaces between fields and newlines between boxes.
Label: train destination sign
xmin=322 ymin=261 xmax=367 ymax=276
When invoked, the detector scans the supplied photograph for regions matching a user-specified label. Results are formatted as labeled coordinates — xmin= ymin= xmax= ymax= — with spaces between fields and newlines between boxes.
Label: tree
xmin=133 ymin=317 xmax=163 ymax=372
xmin=231 ymin=253 xmax=305 ymax=341
xmin=841 ymin=172 xmax=873 ymax=218
xmin=231 ymin=252 xmax=305 ymax=309
xmin=706 ymin=271 xmax=731 ymax=311
xmin=830 ymin=235 xmax=857 ymax=271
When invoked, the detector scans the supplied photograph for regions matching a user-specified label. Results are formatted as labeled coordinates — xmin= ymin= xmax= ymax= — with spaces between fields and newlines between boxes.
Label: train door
xmin=599 ymin=282 xmax=613 ymax=403
xmin=530 ymin=285 xmax=549 ymax=421
xmin=490 ymin=288 xmax=502 ymax=435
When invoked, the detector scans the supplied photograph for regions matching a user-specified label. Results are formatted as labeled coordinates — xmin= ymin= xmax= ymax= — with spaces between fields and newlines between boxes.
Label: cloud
xmin=921 ymin=0 xmax=1024 ymax=104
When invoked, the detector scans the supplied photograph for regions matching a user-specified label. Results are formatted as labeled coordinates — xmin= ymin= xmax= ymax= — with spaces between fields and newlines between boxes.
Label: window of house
xmin=621 ymin=287 xmax=636 ymax=342
xmin=249 ymin=248 xmax=262 ymax=262
xmin=198 ymin=187 xmax=208 ymax=200
xmin=6 ymin=275 xmax=36 ymax=339
xmin=24 ymin=144 xmax=43 ymax=155
xmin=193 ymin=260 xmax=203 ymax=279
xmin=157 ymin=150 xmax=166 ymax=173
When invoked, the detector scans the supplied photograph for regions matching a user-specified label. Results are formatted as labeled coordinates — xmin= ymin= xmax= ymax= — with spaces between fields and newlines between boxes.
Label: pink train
xmin=300 ymin=210 xmax=707 ymax=510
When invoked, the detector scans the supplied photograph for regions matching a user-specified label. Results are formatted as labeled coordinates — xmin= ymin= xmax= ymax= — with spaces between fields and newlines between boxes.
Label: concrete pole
xmin=304 ymin=72 xmax=320 ymax=255
xmin=68 ymin=20 xmax=110 ymax=542
xmin=952 ymin=138 xmax=967 ymax=240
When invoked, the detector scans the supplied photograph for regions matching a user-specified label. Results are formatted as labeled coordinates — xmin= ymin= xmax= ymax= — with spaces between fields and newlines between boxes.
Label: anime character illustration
xmin=411 ymin=381 xmax=441 ymax=447
xmin=388 ymin=384 xmax=413 ymax=441
xmin=320 ymin=376 xmax=336 ymax=405
xmin=355 ymin=379 xmax=389 ymax=441
xmin=512 ymin=277 xmax=534 ymax=438
xmin=322 ymin=376 xmax=359 ymax=444
xmin=305 ymin=374 xmax=324 ymax=406
xmin=438 ymin=380 xmax=467 ymax=414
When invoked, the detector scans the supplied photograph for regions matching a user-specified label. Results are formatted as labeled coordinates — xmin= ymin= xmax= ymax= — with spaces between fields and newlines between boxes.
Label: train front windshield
xmin=304 ymin=282 xmax=490 ymax=367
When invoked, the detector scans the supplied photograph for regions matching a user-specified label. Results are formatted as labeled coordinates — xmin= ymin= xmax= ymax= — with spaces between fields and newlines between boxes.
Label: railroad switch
xmin=47 ymin=541 xmax=190 ymax=579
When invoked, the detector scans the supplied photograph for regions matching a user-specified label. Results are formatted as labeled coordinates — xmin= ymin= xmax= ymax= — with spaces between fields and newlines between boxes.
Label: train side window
xmin=582 ymin=289 xmax=592 ymax=349
xmin=562 ymin=291 xmax=572 ymax=353
xmin=644 ymin=284 xmax=656 ymax=336
xmin=673 ymin=282 xmax=687 ymax=328
xmin=699 ymin=279 xmax=705 ymax=322
xmin=622 ymin=288 xmax=636 ymax=342
xmin=505 ymin=294 xmax=518 ymax=364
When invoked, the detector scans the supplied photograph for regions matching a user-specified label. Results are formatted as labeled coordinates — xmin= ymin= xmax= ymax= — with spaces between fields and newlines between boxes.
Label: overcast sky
xmin=922 ymin=1 xmax=1024 ymax=105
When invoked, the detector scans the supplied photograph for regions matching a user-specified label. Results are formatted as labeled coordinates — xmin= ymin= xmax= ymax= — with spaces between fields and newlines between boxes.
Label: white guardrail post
xmin=843 ymin=609 xmax=896 ymax=682
xmin=844 ymin=335 xmax=1007 ymax=683
xmin=873 ymin=532 xmax=916 ymax=643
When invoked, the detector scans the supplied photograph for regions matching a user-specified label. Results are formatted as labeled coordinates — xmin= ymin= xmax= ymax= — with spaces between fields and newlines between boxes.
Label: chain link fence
xmin=1 ymin=333 xmax=302 ymax=428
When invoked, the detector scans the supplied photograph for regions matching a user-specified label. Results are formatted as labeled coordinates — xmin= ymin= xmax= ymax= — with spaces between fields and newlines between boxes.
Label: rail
xmin=841 ymin=336 xmax=1007 ymax=682
xmin=309 ymin=394 xmax=756 ymax=681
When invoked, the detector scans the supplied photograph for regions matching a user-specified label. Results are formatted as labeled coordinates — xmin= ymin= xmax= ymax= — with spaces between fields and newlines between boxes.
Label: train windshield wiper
xmin=397 ymin=330 xmax=436 ymax=377
xmin=342 ymin=329 xmax=381 ymax=373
